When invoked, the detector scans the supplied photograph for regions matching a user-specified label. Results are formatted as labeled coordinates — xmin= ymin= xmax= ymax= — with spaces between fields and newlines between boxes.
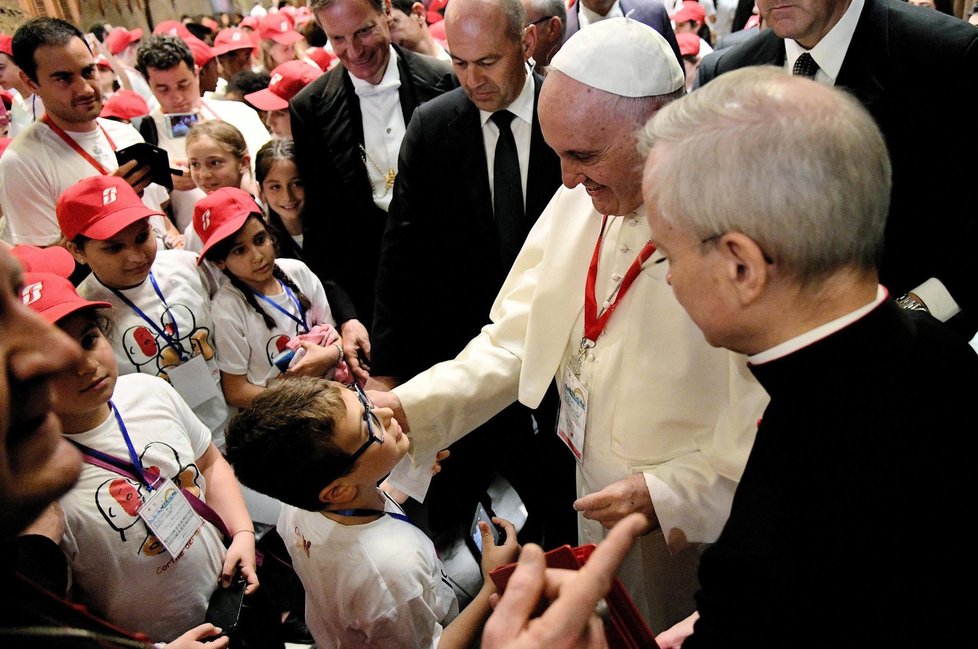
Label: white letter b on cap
xmin=102 ymin=187 xmax=118 ymax=206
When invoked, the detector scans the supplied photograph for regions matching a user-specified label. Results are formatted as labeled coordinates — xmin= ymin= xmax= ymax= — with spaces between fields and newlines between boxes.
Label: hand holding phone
xmin=115 ymin=142 xmax=174 ymax=191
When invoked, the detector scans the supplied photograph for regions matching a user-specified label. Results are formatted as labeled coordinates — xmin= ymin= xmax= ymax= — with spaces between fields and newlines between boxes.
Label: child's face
xmin=51 ymin=313 xmax=118 ymax=420
xmin=215 ymin=217 xmax=277 ymax=289
xmin=264 ymin=109 xmax=292 ymax=139
xmin=268 ymin=41 xmax=295 ymax=67
xmin=71 ymin=219 xmax=157 ymax=289
xmin=187 ymin=134 xmax=248 ymax=194
xmin=260 ymin=160 xmax=305 ymax=221
xmin=334 ymin=384 xmax=409 ymax=483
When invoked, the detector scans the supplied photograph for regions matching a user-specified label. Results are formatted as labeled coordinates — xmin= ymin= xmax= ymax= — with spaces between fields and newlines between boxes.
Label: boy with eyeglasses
xmin=225 ymin=377 xmax=520 ymax=649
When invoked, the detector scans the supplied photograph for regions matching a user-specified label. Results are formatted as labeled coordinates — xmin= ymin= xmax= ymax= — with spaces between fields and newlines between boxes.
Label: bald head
xmin=446 ymin=0 xmax=533 ymax=112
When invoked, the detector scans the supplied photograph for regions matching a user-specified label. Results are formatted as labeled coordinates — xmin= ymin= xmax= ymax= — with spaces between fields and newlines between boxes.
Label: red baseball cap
xmin=670 ymin=1 xmax=706 ymax=25
xmin=201 ymin=17 xmax=220 ymax=33
xmin=676 ymin=32 xmax=700 ymax=57
xmin=56 ymin=175 xmax=164 ymax=241
xmin=101 ymin=89 xmax=151 ymax=120
xmin=186 ymin=35 xmax=217 ymax=67
xmin=10 ymin=244 xmax=76 ymax=277
xmin=21 ymin=272 xmax=111 ymax=323
xmin=0 ymin=88 xmax=11 ymax=109
xmin=105 ymin=26 xmax=144 ymax=56
xmin=214 ymin=28 xmax=256 ymax=56
xmin=0 ymin=33 xmax=12 ymax=57
xmin=258 ymin=14 xmax=303 ymax=46
xmin=153 ymin=20 xmax=194 ymax=40
xmin=193 ymin=187 xmax=264 ymax=264
xmin=239 ymin=16 xmax=260 ymax=31
xmin=245 ymin=60 xmax=323 ymax=111
xmin=94 ymin=54 xmax=113 ymax=69
xmin=0 ymin=138 xmax=12 ymax=158
xmin=306 ymin=46 xmax=338 ymax=72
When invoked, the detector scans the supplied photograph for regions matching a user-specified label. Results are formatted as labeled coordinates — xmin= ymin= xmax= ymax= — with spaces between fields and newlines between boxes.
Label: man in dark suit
xmin=696 ymin=0 xmax=978 ymax=337
xmin=371 ymin=0 xmax=573 ymax=547
xmin=290 ymin=0 xmax=455 ymax=375
xmin=644 ymin=66 xmax=977 ymax=649
xmin=563 ymin=0 xmax=683 ymax=67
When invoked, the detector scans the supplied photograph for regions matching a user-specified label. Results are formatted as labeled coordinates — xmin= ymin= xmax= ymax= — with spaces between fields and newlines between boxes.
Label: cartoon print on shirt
xmin=120 ymin=303 xmax=214 ymax=380
xmin=92 ymin=441 xmax=204 ymax=557
xmin=265 ymin=334 xmax=291 ymax=366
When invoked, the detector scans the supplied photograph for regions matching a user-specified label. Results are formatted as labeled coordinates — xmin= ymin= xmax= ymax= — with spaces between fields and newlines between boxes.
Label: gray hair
xmin=639 ymin=66 xmax=890 ymax=282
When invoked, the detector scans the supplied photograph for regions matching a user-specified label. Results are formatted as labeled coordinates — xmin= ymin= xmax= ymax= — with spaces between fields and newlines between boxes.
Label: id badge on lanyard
xmin=139 ymin=475 xmax=204 ymax=560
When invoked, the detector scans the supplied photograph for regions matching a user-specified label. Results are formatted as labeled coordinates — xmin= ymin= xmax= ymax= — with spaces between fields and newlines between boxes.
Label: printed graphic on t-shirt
xmin=121 ymin=303 xmax=215 ymax=379
xmin=94 ymin=441 xmax=203 ymax=558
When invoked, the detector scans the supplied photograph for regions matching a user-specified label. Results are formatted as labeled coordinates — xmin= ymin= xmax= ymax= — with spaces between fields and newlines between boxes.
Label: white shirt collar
xmin=579 ymin=0 xmax=625 ymax=28
xmin=479 ymin=65 xmax=535 ymax=127
xmin=784 ymin=0 xmax=863 ymax=84
xmin=749 ymin=284 xmax=887 ymax=365
xmin=349 ymin=46 xmax=400 ymax=94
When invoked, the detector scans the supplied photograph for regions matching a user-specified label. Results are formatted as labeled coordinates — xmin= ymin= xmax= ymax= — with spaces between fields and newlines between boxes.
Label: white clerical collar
xmin=479 ymin=64 xmax=534 ymax=127
xmin=784 ymin=0 xmax=863 ymax=85
xmin=579 ymin=0 xmax=624 ymax=28
xmin=749 ymin=284 xmax=886 ymax=365
xmin=349 ymin=46 xmax=400 ymax=95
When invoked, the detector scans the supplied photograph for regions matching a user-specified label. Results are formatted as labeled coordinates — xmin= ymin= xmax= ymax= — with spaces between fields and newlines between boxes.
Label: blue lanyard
xmin=68 ymin=401 xmax=156 ymax=490
xmin=331 ymin=493 xmax=413 ymax=525
xmin=109 ymin=272 xmax=188 ymax=361
xmin=251 ymin=280 xmax=308 ymax=332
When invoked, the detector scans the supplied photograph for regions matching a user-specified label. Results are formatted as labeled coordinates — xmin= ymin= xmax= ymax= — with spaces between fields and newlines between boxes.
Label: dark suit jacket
xmin=696 ymin=0 xmax=978 ymax=333
xmin=371 ymin=74 xmax=562 ymax=377
xmin=289 ymin=46 xmax=455 ymax=329
xmin=564 ymin=0 xmax=683 ymax=69
xmin=686 ymin=300 xmax=977 ymax=647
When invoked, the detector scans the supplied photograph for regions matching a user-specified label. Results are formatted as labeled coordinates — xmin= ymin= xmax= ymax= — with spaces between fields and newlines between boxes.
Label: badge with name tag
xmin=138 ymin=476 xmax=203 ymax=560
xmin=167 ymin=354 xmax=222 ymax=409
xmin=557 ymin=365 xmax=588 ymax=463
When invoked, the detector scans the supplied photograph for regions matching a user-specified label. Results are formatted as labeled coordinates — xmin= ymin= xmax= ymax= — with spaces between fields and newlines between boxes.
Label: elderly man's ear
xmin=717 ymin=232 xmax=770 ymax=307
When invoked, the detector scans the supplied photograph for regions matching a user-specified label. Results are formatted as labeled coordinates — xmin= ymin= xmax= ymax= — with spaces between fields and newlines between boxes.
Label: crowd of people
xmin=0 ymin=0 xmax=976 ymax=647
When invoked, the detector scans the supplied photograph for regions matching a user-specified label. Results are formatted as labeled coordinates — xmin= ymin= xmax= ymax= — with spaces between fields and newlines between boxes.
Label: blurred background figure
xmin=0 ymin=32 xmax=43 ymax=137
xmin=257 ymin=13 xmax=318 ymax=72
xmin=103 ymin=26 xmax=159 ymax=110
xmin=390 ymin=0 xmax=453 ymax=60
xmin=676 ymin=31 xmax=700 ymax=90
xmin=100 ymin=88 xmax=151 ymax=125
xmin=521 ymin=0 xmax=567 ymax=73
xmin=245 ymin=59 xmax=323 ymax=139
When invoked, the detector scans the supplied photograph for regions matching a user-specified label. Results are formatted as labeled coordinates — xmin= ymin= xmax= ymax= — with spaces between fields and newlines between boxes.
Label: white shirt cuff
xmin=911 ymin=277 xmax=960 ymax=322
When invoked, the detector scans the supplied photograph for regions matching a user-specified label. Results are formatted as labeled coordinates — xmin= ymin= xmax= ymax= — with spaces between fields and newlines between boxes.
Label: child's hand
xmin=479 ymin=516 xmax=520 ymax=583
xmin=221 ymin=530 xmax=259 ymax=595
xmin=286 ymin=340 xmax=341 ymax=378
xmin=171 ymin=160 xmax=198 ymax=191
xmin=432 ymin=449 xmax=450 ymax=476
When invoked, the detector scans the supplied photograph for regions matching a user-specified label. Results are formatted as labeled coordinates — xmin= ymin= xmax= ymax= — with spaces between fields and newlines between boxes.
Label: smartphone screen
xmin=166 ymin=112 xmax=199 ymax=138
xmin=470 ymin=501 xmax=500 ymax=553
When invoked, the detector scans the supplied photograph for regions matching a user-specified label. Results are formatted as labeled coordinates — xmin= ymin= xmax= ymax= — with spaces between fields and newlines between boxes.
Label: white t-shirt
xmin=212 ymin=257 xmax=334 ymax=387
xmin=279 ymin=501 xmax=459 ymax=649
xmin=77 ymin=250 xmax=229 ymax=439
xmin=0 ymin=117 xmax=169 ymax=245
xmin=150 ymin=98 xmax=271 ymax=231
xmin=59 ymin=373 xmax=226 ymax=642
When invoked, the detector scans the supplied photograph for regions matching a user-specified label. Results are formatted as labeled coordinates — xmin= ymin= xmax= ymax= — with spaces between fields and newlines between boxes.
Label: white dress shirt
xmin=478 ymin=66 xmax=535 ymax=207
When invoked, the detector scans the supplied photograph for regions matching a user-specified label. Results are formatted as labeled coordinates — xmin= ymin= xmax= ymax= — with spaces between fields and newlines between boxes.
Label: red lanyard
xmin=41 ymin=114 xmax=117 ymax=175
xmin=583 ymin=215 xmax=656 ymax=344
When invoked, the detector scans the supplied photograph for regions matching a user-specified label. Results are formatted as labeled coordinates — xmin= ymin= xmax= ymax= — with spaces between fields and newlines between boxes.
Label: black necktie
xmin=490 ymin=110 xmax=524 ymax=270
xmin=793 ymin=52 xmax=819 ymax=79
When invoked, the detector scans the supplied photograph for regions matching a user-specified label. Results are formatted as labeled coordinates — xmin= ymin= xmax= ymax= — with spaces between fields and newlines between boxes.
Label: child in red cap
xmin=194 ymin=187 xmax=344 ymax=408
xmin=57 ymin=175 xmax=230 ymax=443
xmin=21 ymin=270 xmax=257 ymax=644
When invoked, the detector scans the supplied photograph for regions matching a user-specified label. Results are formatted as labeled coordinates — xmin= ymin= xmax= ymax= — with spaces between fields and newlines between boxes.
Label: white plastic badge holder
xmin=139 ymin=476 xmax=204 ymax=560
xmin=557 ymin=365 xmax=588 ymax=463
xmin=168 ymin=354 xmax=222 ymax=409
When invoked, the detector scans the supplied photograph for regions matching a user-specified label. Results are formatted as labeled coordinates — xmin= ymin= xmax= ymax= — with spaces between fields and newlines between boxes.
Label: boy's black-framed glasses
xmin=342 ymin=382 xmax=385 ymax=470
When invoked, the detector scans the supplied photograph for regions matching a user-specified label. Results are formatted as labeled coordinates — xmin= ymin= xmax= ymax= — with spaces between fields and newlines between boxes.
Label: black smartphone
xmin=469 ymin=499 xmax=505 ymax=555
xmin=114 ymin=142 xmax=174 ymax=191
xmin=204 ymin=573 xmax=248 ymax=636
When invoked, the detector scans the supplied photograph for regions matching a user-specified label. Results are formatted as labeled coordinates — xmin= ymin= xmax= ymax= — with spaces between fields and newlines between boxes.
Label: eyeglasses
xmin=645 ymin=234 xmax=720 ymax=280
xmin=342 ymin=382 xmax=385 ymax=470
xmin=527 ymin=15 xmax=555 ymax=26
